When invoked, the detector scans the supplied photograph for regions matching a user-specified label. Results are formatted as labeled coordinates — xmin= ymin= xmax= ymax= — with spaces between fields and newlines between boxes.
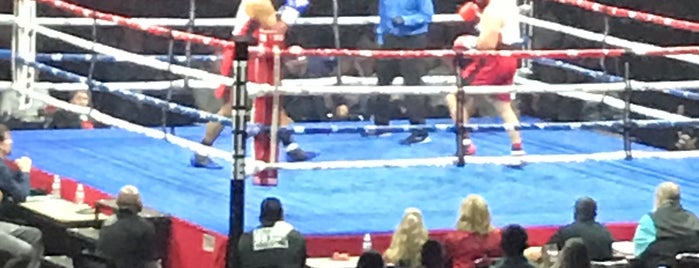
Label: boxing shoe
xmin=399 ymin=130 xmax=431 ymax=145
xmin=190 ymin=154 xmax=224 ymax=170
xmin=285 ymin=147 xmax=319 ymax=162
xmin=511 ymin=143 xmax=526 ymax=157
xmin=455 ymin=140 xmax=477 ymax=156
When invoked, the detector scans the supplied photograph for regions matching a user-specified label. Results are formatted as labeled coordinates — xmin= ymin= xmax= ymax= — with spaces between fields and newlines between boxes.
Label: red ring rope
xmin=35 ymin=0 xmax=699 ymax=60
xmin=549 ymin=0 xmax=699 ymax=32
xmin=276 ymin=46 xmax=699 ymax=59
xmin=36 ymin=0 xmax=236 ymax=49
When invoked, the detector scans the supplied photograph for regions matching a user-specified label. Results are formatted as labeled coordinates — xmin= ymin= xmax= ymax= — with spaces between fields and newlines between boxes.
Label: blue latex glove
xmin=279 ymin=0 xmax=310 ymax=25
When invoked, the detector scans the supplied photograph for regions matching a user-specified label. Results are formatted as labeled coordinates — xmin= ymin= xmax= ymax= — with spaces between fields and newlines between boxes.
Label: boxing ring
xmin=3 ymin=0 xmax=699 ymax=267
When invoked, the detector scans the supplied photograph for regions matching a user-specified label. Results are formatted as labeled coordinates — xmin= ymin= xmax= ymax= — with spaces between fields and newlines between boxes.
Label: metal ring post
xmin=622 ymin=51 xmax=633 ymax=160
xmin=332 ymin=0 xmax=342 ymax=85
xmin=226 ymin=39 xmax=250 ymax=268
xmin=162 ymin=39 xmax=175 ymax=133
xmin=184 ymin=0 xmax=196 ymax=90
xmin=454 ymin=51 xmax=466 ymax=167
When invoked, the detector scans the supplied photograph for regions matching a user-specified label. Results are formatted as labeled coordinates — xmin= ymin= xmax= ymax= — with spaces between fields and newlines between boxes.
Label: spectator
xmin=444 ymin=194 xmax=502 ymax=268
xmin=383 ymin=207 xmax=429 ymax=267
xmin=421 ymin=239 xmax=446 ymax=268
xmin=237 ymin=197 xmax=307 ymax=268
xmin=554 ymin=238 xmax=591 ymax=268
xmin=546 ymin=197 xmax=614 ymax=261
xmin=48 ymin=90 xmax=97 ymax=129
xmin=492 ymin=224 xmax=537 ymax=268
xmin=633 ymin=182 xmax=699 ymax=268
xmin=358 ymin=250 xmax=385 ymax=268
xmin=96 ymin=185 xmax=159 ymax=268
xmin=0 ymin=123 xmax=45 ymax=268
xmin=367 ymin=0 xmax=434 ymax=145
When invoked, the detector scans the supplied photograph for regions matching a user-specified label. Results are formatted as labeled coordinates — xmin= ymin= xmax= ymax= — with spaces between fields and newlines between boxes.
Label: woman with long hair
xmin=444 ymin=194 xmax=502 ymax=268
xmin=383 ymin=208 xmax=430 ymax=268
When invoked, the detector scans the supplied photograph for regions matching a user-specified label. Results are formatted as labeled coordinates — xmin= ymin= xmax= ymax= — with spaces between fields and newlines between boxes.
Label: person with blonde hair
xmin=383 ymin=208 xmax=429 ymax=268
xmin=553 ymin=238 xmax=591 ymax=268
xmin=444 ymin=194 xmax=502 ymax=268
xmin=633 ymin=181 xmax=699 ymax=268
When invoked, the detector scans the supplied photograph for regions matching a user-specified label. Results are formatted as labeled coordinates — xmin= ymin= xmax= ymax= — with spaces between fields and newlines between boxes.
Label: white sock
xmin=286 ymin=142 xmax=299 ymax=152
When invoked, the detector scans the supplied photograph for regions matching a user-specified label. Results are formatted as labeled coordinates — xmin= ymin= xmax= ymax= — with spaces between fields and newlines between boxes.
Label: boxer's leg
xmin=192 ymin=99 xmax=233 ymax=169
xmin=493 ymin=57 xmax=524 ymax=156
xmin=201 ymin=101 xmax=233 ymax=146
xmin=493 ymin=96 xmax=524 ymax=155
xmin=279 ymin=97 xmax=318 ymax=162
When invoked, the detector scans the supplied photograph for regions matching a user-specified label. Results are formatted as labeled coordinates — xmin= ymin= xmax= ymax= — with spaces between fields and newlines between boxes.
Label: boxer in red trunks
xmin=191 ymin=0 xmax=317 ymax=169
xmin=447 ymin=0 xmax=524 ymax=157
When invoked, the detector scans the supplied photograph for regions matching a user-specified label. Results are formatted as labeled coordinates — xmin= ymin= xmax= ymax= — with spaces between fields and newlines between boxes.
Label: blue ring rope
xmin=0 ymin=49 xmax=220 ymax=63
xmin=248 ymin=118 xmax=699 ymax=136
xmin=532 ymin=58 xmax=699 ymax=101
xmin=17 ymin=58 xmax=232 ymax=127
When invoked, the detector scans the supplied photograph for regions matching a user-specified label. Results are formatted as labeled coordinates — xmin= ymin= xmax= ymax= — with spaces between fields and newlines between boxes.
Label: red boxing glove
xmin=458 ymin=1 xmax=481 ymax=22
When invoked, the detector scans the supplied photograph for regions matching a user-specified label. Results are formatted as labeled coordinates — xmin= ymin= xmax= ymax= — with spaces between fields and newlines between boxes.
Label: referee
xmin=368 ymin=0 xmax=434 ymax=145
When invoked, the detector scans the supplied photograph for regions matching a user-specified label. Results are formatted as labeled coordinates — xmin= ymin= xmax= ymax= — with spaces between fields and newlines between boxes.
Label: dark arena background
xmin=0 ymin=0 xmax=698 ymax=267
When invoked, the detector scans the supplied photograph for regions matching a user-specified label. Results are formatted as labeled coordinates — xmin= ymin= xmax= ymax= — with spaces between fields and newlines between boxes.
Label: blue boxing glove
xmin=278 ymin=0 xmax=310 ymax=25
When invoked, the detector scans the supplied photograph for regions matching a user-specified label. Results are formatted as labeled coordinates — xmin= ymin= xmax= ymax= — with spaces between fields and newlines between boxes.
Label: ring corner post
xmin=252 ymin=32 xmax=282 ymax=186
xmin=9 ymin=0 xmax=37 ymax=117
xmin=227 ymin=39 xmax=250 ymax=268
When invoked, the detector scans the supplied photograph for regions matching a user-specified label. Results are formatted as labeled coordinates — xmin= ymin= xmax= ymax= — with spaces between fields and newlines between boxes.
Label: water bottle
xmin=362 ymin=233 xmax=372 ymax=252
xmin=51 ymin=175 xmax=61 ymax=198
xmin=75 ymin=184 xmax=85 ymax=205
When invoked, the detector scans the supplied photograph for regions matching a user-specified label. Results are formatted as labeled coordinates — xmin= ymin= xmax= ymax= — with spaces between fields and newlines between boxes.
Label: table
xmin=68 ymin=227 xmax=100 ymax=241
xmin=306 ymin=257 xmax=359 ymax=268
xmin=612 ymin=241 xmax=634 ymax=258
xmin=95 ymin=199 xmax=169 ymax=219
xmin=19 ymin=196 xmax=109 ymax=228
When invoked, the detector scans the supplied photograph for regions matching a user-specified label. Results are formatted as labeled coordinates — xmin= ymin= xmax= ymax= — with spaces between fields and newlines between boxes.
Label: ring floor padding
xmin=13 ymin=116 xmax=699 ymax=235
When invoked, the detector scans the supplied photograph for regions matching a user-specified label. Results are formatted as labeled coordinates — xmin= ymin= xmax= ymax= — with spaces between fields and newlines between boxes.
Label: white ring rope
xmin=257 ymin=150 xmax=699 ymax=170
xmin=21 ymin=22 xmax=274 ymax=91
xmin=514 ymin=76 xmax=691 ymax=121
xmin=0 ymin=79 xmax=219 ymax=91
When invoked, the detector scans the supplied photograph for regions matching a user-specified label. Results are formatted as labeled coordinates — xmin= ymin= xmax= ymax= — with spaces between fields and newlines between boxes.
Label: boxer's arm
xmin=475 ymin=6 xmax=504 ymax=50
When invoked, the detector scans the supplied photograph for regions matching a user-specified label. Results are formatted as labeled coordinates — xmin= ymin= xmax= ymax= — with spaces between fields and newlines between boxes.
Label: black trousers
xmin=370 ymin=33 xmax=429 ymax=126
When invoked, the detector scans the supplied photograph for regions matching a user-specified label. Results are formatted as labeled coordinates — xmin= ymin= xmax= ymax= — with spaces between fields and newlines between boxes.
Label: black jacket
xmin=638 ymin=202 xmax=699 ymax=268
xmin=96 ymin=210 xmax=158 ymax=268
xmin=547 ymin=220 xmax=614 ymax=261
xmin=236 ymin=221 xmax=307 ymax=268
